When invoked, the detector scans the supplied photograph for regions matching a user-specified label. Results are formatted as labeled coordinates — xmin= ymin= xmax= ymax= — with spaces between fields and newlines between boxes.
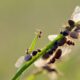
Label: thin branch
xmin=11 ymin=34 xmax=64 ymax=80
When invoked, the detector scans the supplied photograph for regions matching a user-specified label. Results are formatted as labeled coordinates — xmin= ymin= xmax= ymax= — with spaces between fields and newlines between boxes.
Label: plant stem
xmin=11 ymin=34 xmax=64 ymax=80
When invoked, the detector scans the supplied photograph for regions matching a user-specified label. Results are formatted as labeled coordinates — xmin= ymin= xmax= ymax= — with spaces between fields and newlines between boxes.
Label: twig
xmin=11 ymin=34 xmax=64 ymax=80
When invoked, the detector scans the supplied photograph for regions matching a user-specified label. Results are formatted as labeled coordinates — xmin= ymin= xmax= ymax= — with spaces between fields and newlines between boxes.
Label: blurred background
xmin=0 ymin=0 xmax=80 ymax=80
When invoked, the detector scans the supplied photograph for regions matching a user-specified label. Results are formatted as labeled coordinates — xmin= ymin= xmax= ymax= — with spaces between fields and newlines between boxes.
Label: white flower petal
xmin=48 ymin=35 xmax=58 ymax=41
xmin=15 ymin=56 xmax=25 ymax=68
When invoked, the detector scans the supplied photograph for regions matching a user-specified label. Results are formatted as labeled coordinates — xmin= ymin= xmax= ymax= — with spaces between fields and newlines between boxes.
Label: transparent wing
xmin=34 ymin=58 xmax=47 ymax=68
xmin=15 ymin=56 xmax=25 ymax=68
xmin=71 ymin=6 xmax=80 ymax=22
xmin=48 ymin=72 xmax=58 ymax=80
xmin=61 ymin=46 xmax=71 ymax=58
xmin=48 ymin=35 xmax=58 ymax=41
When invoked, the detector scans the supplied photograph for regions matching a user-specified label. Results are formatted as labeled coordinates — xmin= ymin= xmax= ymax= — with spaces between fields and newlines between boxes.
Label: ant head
xmin=68 ymin=20 xmax=75 ymax=28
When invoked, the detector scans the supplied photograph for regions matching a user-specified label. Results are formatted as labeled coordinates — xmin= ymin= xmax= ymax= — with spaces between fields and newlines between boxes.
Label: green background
xmin=0 ymin=0 xmax=80 ymax=80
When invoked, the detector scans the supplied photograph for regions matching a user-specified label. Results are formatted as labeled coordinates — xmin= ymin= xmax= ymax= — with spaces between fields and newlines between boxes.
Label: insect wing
xmin=48 ymin=35 xmax=58 ymax=41
xmin=34 ymin=58 xmax=47 ymax=68
xmin=48 ymin=71 xmax=58 ymax=80
xmin=15 ymin=56 xmax=25 ymax=68
xmin=61 ymin=46 xmax=71 ymax=58
xmin=71 ymin=6 xmax=80 ymax=23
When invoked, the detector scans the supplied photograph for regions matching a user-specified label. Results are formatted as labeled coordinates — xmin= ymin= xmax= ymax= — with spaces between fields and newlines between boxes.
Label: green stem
xmin=29 ymin=33 xmax=39 ymax=53
xmin=28 ymin=31 xmax=41 ymax=53
xmin=11 ymin=34 xmax=64 ymax=80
